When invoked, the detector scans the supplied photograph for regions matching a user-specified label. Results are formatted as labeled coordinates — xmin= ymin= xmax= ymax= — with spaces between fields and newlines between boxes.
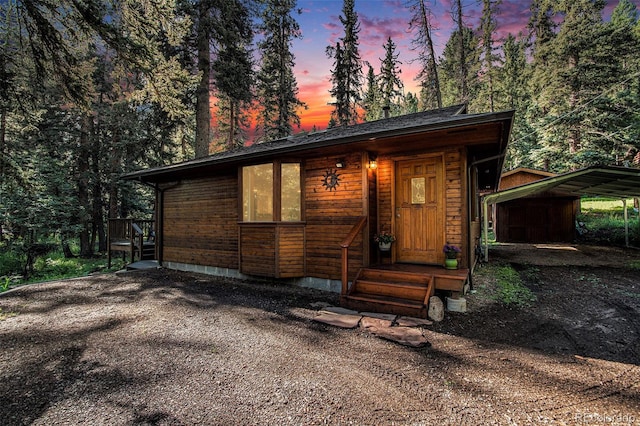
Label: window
xmin=243 ymin=164 xmax=273 ymax=221
xmin=281 ymin=163 xmax=301 ymax=221
xmin=242 ymin=162 xmax=301 ymax=222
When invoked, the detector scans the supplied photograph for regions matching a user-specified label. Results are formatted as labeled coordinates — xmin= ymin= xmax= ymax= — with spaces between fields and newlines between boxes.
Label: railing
xmin=107 ymin=218 xmax=155 ymax=267
xmin=340 ymin=216 xmax=367 ymax=295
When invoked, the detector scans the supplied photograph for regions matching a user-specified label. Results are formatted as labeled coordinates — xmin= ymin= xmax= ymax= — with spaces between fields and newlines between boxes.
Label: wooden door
xmin=395 ymin=156 xmax=445 ymax=264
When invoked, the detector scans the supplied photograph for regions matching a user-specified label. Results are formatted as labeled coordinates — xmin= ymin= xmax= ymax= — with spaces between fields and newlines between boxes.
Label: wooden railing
xmin=340 ymin=216 xmax=367 ymax=295
xmin=107 ymin=219 xmax=155 ymax=267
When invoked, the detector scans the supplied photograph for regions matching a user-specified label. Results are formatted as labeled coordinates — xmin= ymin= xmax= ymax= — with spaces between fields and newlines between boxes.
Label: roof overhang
xmin=123 ymin=108 xmax=514 ymax=184
xmin=480 ymin=165 xmax=640 ymax=261
xmin=484 ymin=165 xmax=640 ymax=205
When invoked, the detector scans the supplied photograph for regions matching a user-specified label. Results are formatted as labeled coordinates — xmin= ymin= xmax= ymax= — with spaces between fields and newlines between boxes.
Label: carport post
xmin=483 ymin=197 xmax=490 ymax=262
xmin=624 ymin=199 xmax=629 ymax=247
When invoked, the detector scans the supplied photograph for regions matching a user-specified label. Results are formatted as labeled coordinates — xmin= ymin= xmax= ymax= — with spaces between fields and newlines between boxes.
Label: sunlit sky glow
xmin=288 ymin=0 xmax=638 ymax=133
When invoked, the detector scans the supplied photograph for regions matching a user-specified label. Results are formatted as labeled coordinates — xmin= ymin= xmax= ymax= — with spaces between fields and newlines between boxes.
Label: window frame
xmin=239 ymin=160 xmax=303 ymax=223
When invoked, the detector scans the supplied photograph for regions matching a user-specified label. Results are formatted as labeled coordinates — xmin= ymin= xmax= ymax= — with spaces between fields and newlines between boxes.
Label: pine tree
xmin=439 ymin=26 xmax=479 ymax=108
xmin=256 ymin=0 xmax=305 ymax=142
xmin=326 ymin=0 xmax=362 ymax=126
xmin=500 ymin=34 xmax=537 ymax=169
xmin=211 ymin=0 xmax=254 ymax=151
xmin=476 ymin=0 xmax=502 ymax=112
xmin=362 ymin=62 xmax=382 ymax=121
xmin=451 ymin=0 xmax=469 ymax=104
xmin=379 ymin=37 xmax=404 ymax=117
xmin=532 ymin=0 xmax=613 ymax=169
xmin=408 ymin=0 xmax=441 ymax=110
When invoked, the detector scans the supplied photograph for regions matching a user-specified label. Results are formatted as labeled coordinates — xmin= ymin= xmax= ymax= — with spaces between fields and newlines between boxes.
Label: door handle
xmin=396 ymin=208 xmax=401 ymax=218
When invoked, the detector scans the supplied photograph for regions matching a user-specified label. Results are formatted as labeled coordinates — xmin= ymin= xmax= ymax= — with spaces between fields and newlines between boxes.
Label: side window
xmin=281 ymin=163 xmax=301 ymax=221
xmin=242 ymin=162 xmax=301 ymax=222
xmin=242 ymin=164 xmax=273 ymax=221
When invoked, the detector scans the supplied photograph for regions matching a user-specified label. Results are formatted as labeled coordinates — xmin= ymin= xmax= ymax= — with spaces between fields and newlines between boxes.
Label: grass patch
xmin=578 ymin=197 xmax=640 ymax=245
xmin=25 ymin=250 xmax=125 ymax=284
xmin=493 ymin=265 xmax=537 ymax=307
xmin=1 ymin=243 xmax=127 ymax=292
xmin=471 ymin=263 xmax=537 ymax=309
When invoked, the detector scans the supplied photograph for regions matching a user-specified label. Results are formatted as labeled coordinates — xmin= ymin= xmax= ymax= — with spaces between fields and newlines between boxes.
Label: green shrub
xmin=32 ymin=252 xmax=83 ymax=280
xmin=0 ymin=249 xmax=23 ymax=277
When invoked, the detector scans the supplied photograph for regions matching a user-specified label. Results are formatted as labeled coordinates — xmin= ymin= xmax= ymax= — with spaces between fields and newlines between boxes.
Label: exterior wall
xmin=239 ymin=223 xmax=305 ymax=278
xmin=161 ymin=175 xmax=239 ymax=269
xmin=377 ymin=147 xmax=468 ymax=268
xmin=496 ymin=197 xmax=577 ymax=243
xmin=499 ymin=169 xmax=555 ymax=190
xmin=304 ymin=152 xmax=367 ymax=281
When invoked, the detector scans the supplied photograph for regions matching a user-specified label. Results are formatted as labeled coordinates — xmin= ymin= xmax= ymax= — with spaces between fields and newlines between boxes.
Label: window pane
xmin=243 ymin=164 xmax=273 ymax=221
xmin=281 ymin=163 xmax=301 ymax=221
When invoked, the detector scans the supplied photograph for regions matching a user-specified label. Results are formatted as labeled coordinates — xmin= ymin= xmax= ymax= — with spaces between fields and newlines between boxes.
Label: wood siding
xmin=239 ymin=223 xmax=305 ymax=278
xmin=499 ymin=169 xmax=555 ymax=190
xmin=162 ymin=175 xmax=238 ymax=268
xmin=305 ymin=152 xmax=366 ymax=281
xmin=496 ymin=198 xmax=577 ymax=243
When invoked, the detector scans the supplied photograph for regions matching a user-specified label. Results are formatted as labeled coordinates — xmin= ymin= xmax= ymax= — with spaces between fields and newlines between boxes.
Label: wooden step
xmin=342 ymin=293 xmax=427 ymax=318
xmin=342 ymin=268 xmax=435 ymax=318
xmin=352 ymin=279 xmax=427 ymax=301
xmin=358 ymin=268 xmax=431 ymax=285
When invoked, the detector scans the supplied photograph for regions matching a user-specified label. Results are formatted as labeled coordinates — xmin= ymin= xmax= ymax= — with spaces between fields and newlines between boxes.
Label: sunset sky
xmin=288 ymin=0 xmax=638 ymax=133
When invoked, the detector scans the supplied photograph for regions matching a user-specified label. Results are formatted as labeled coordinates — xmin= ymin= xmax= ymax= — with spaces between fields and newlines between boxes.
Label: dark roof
xmin=485 ymin=165 xmax=640 ymax=205
xmin=124 ymin=104 xmax=514 ymax=183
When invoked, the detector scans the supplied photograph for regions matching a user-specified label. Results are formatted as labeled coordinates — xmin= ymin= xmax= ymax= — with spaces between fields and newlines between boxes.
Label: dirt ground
xmin=0 ymin=244 xmax=639 ymax=425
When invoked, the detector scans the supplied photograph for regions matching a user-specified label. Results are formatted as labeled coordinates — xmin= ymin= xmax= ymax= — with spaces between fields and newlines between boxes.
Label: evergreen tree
xmin=362 ymin=62 xmax=382 ymax=121
xmin=211 ymin=0 xmax=254 ymax=151
xmin=403 ymin=92 xmax=420 ymax=114
xmin=256 ymin=0 xmax=305 ymax=142
xmin=451 ymin=0 xmax=469 ymax=104
xmin=476 ymin=0 xmax=502 ymax=112
xmin=408 ymin=0 xmax=441 ymax=110
xmin=326 ymin=0 xmax=363 ymax=126
xmin=500 ymin=34 xmax=537 ymax=169
xmin=379 ymin=37 xmax=404 ymax=117
xmin=439 ymin=26 xmax=479 ymax=108
xmin=530 ymin=0 xmax=620 ymax=170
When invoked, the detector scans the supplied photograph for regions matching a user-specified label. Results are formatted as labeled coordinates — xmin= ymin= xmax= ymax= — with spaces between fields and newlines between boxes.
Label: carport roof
xmin=483 ymin=165 xmax=640 ymax=205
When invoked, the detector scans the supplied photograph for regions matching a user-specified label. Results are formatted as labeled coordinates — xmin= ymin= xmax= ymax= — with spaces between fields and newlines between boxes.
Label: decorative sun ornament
xmin=322 ymin=168 xmax=341 ymax=191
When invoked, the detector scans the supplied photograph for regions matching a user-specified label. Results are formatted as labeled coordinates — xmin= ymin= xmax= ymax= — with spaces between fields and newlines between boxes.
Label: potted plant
xmin=374 ymin=231 xmax=396 ymax=251
xmin=443 ymin=244 xmax=461 ymax=269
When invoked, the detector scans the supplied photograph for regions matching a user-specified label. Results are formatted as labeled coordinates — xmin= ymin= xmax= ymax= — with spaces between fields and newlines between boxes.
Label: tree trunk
xmin=455 ymin=0 xmax=468 ymax=104
xmin=78 ymin=114 xmax=93 ymax=258
xmin=195 ymin=2 xmax=211 ymax=158
xmin=91 ymin=121 xmax=106 ymax=252
xmin=419 ymin=0 xmax=441 ymax=109
xmin=0 ymin=105 xmax=5 ymax=243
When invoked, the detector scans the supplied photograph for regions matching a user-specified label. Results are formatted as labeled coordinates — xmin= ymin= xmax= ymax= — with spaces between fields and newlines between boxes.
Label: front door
xmin=395 ymin=156 xmax=445 ymax=264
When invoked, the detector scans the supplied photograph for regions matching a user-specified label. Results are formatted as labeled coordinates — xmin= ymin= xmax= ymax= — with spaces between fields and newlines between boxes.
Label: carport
xmin=481 ymin=165 xmax=640 ymax=261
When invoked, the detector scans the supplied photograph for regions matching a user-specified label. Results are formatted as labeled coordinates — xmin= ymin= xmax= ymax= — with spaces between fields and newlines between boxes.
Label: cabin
xmin=120 ymin=105 xmax=514 ymax=318
xmin=495 ymin=168 xmax=580 ymax=243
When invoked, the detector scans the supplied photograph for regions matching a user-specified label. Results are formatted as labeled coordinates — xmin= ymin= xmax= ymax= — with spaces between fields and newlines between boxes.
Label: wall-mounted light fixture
xmin=368 ymin=153 xmax=378 ymax=169
xmin=335 ymin=159 xmax=345 ymax=168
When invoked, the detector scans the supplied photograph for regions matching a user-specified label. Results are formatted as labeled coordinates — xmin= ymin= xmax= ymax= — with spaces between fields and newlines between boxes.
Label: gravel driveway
xmin=1 ymin=267 xmax=639 ymax=425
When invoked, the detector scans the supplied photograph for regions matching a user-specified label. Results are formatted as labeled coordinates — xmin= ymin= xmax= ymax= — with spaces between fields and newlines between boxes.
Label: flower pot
xmin=378 ymin=242 xmax=392 ymax=251
xmin=444 ymin=258 xmax=458 ymax=270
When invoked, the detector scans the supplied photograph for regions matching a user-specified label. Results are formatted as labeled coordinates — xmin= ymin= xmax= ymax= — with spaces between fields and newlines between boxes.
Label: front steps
xmin=341 ymin=268 xmax=435 ymax=318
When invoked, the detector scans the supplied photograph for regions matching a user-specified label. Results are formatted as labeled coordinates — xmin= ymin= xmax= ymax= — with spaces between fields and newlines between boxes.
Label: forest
xmin=0 ymin=0 xmax=639 ymax=279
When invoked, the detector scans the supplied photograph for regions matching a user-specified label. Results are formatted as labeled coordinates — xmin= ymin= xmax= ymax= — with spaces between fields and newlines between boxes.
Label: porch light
xmin=368 ymin=153 xmax=377 ymax=169
xmin=335 ymin=159 xmax=345 ymax=168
